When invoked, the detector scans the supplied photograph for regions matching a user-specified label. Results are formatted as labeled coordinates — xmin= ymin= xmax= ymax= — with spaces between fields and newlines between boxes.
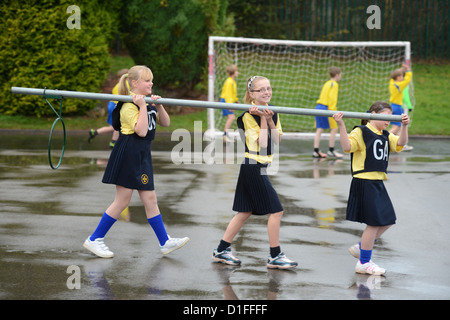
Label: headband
xmin=248 ymin=76 xmax=260 ymax=91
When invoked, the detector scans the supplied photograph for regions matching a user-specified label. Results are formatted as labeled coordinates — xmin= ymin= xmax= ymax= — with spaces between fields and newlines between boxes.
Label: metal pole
xmin=10 ymin=86 xmax=403 ymax=122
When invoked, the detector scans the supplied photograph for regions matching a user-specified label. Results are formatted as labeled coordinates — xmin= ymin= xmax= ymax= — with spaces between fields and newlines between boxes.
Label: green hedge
xmin=1 ymin=0 xmax=121 ymax=116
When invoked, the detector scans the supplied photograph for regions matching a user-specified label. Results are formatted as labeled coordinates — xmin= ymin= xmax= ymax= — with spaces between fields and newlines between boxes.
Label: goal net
xmin=208 ymin=36 xmax=414 ymax=136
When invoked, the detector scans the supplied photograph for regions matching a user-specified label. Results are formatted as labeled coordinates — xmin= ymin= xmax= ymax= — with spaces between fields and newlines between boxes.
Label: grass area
xmin=407 ymin=63 xmax=450 ymax=135
xmin=2 ymin=57 xmax=449 ymax=135
xmin=109 ymin=55 xmax=136 ymax=75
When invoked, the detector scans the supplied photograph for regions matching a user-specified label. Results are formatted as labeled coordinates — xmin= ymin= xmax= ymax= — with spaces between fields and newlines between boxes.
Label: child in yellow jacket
xmin=313 ymin=67 xmax=343 ymax=159
xmin=389 ymin=63 xmax=412 ymax=135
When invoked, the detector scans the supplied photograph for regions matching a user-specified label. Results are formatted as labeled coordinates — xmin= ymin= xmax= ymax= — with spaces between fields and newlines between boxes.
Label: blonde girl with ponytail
xmin=83 ymin=65 xmax=189 ymax=258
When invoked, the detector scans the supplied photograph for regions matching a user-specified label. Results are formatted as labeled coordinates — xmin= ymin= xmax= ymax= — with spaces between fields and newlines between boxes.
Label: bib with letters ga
xmin=351 ymin=125 xmax=390 ymax=176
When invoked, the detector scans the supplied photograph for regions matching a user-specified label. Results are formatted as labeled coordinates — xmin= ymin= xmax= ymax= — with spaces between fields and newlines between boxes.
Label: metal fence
xmin=231 ymin=0 xmax=449 ymax=59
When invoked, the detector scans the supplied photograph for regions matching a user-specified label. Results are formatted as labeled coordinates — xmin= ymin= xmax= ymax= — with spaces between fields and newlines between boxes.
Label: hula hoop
xmin=43 ymin=88 xmax=66 ymax=169
xmin=48 ymin=117 xmax=66 ymax=169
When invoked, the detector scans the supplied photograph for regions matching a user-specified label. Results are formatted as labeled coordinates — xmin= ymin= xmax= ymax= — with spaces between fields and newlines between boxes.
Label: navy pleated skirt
xmin=232 ymin=160 xmax=283 ymax=215
xmin=102 ymin=133 xmax=154 ymax=190
xmin=346 ymin=178 xmax=396 ymax=226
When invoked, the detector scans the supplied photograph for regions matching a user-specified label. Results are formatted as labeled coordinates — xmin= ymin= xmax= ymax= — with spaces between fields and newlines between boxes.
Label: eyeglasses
xmin=251 ymin=87 xmax=272 ymax=93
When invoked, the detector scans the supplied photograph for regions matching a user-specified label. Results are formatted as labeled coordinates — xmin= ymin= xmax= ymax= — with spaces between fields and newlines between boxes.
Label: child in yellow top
xmin=220 ymin=65 xmax=239 ymax=140
xmin=389 ymin=63 xmax=412 ymax=134
xmin=333 ymin=101 xmax=409 ymax=275
xmin=313 ymin=67 xmax=343 ymax=158
xmin=83 ymin=65 xmax=189 ymax=258
xmin=212 ymin=75 xmax=297 ymax=270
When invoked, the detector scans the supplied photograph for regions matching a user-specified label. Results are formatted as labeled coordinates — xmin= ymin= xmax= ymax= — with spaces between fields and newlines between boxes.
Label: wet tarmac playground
xmin=0 ymin=130 xmax=449 ymax=301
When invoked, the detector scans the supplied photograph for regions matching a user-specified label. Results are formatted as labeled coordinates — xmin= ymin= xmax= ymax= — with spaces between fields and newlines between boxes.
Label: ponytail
xmin=118 ymin=73 xmax=129 ymax=96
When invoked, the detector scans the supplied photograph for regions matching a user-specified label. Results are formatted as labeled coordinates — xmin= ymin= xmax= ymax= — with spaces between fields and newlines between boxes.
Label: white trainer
xmin=83 ymin=237 xmax=114 ymax=258
xmin=267 ymin=252 xmax=298 ymax=269
xmin=160 ymin=236 xmax=190 ymax=255
xmin=355 ymin=260 xmax=386 ymax=275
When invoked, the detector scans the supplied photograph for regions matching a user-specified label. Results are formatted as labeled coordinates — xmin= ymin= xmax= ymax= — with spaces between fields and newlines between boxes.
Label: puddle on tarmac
xmin=1 ymin=131 xmax=450 ymax=300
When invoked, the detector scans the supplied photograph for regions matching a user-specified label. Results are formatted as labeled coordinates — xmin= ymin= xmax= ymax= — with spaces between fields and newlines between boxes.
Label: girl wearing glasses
xmin=212 ymin=76 xmax=298 ymax=270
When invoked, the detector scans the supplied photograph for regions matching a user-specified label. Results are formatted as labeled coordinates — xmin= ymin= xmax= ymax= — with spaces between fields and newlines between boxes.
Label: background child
xmin=313 ymin=66 xmax=343 ymax=159
xmin=333 ymin=101 xmax=409 ymax=275
xmin=88 ymin=68 xmax=128 ymax=148
xmin=212 ymin=75 xmax=297 ymax=270
xmin=83 ymin=65 xmax=189 ymax=258
xmin=389 ymin=63 xmax=412 ymax=135
xmin=219 ymin=65 xmax=239 ymax=141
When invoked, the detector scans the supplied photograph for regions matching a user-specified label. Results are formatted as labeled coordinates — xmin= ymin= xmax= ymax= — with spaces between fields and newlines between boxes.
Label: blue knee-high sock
xmin=90 ymin=212 xmax=117 ymax=241
xmin=360 ymin=249 xmax=372 ymax=264
xmin=148 ymin=214 xmax=169 ymax=246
